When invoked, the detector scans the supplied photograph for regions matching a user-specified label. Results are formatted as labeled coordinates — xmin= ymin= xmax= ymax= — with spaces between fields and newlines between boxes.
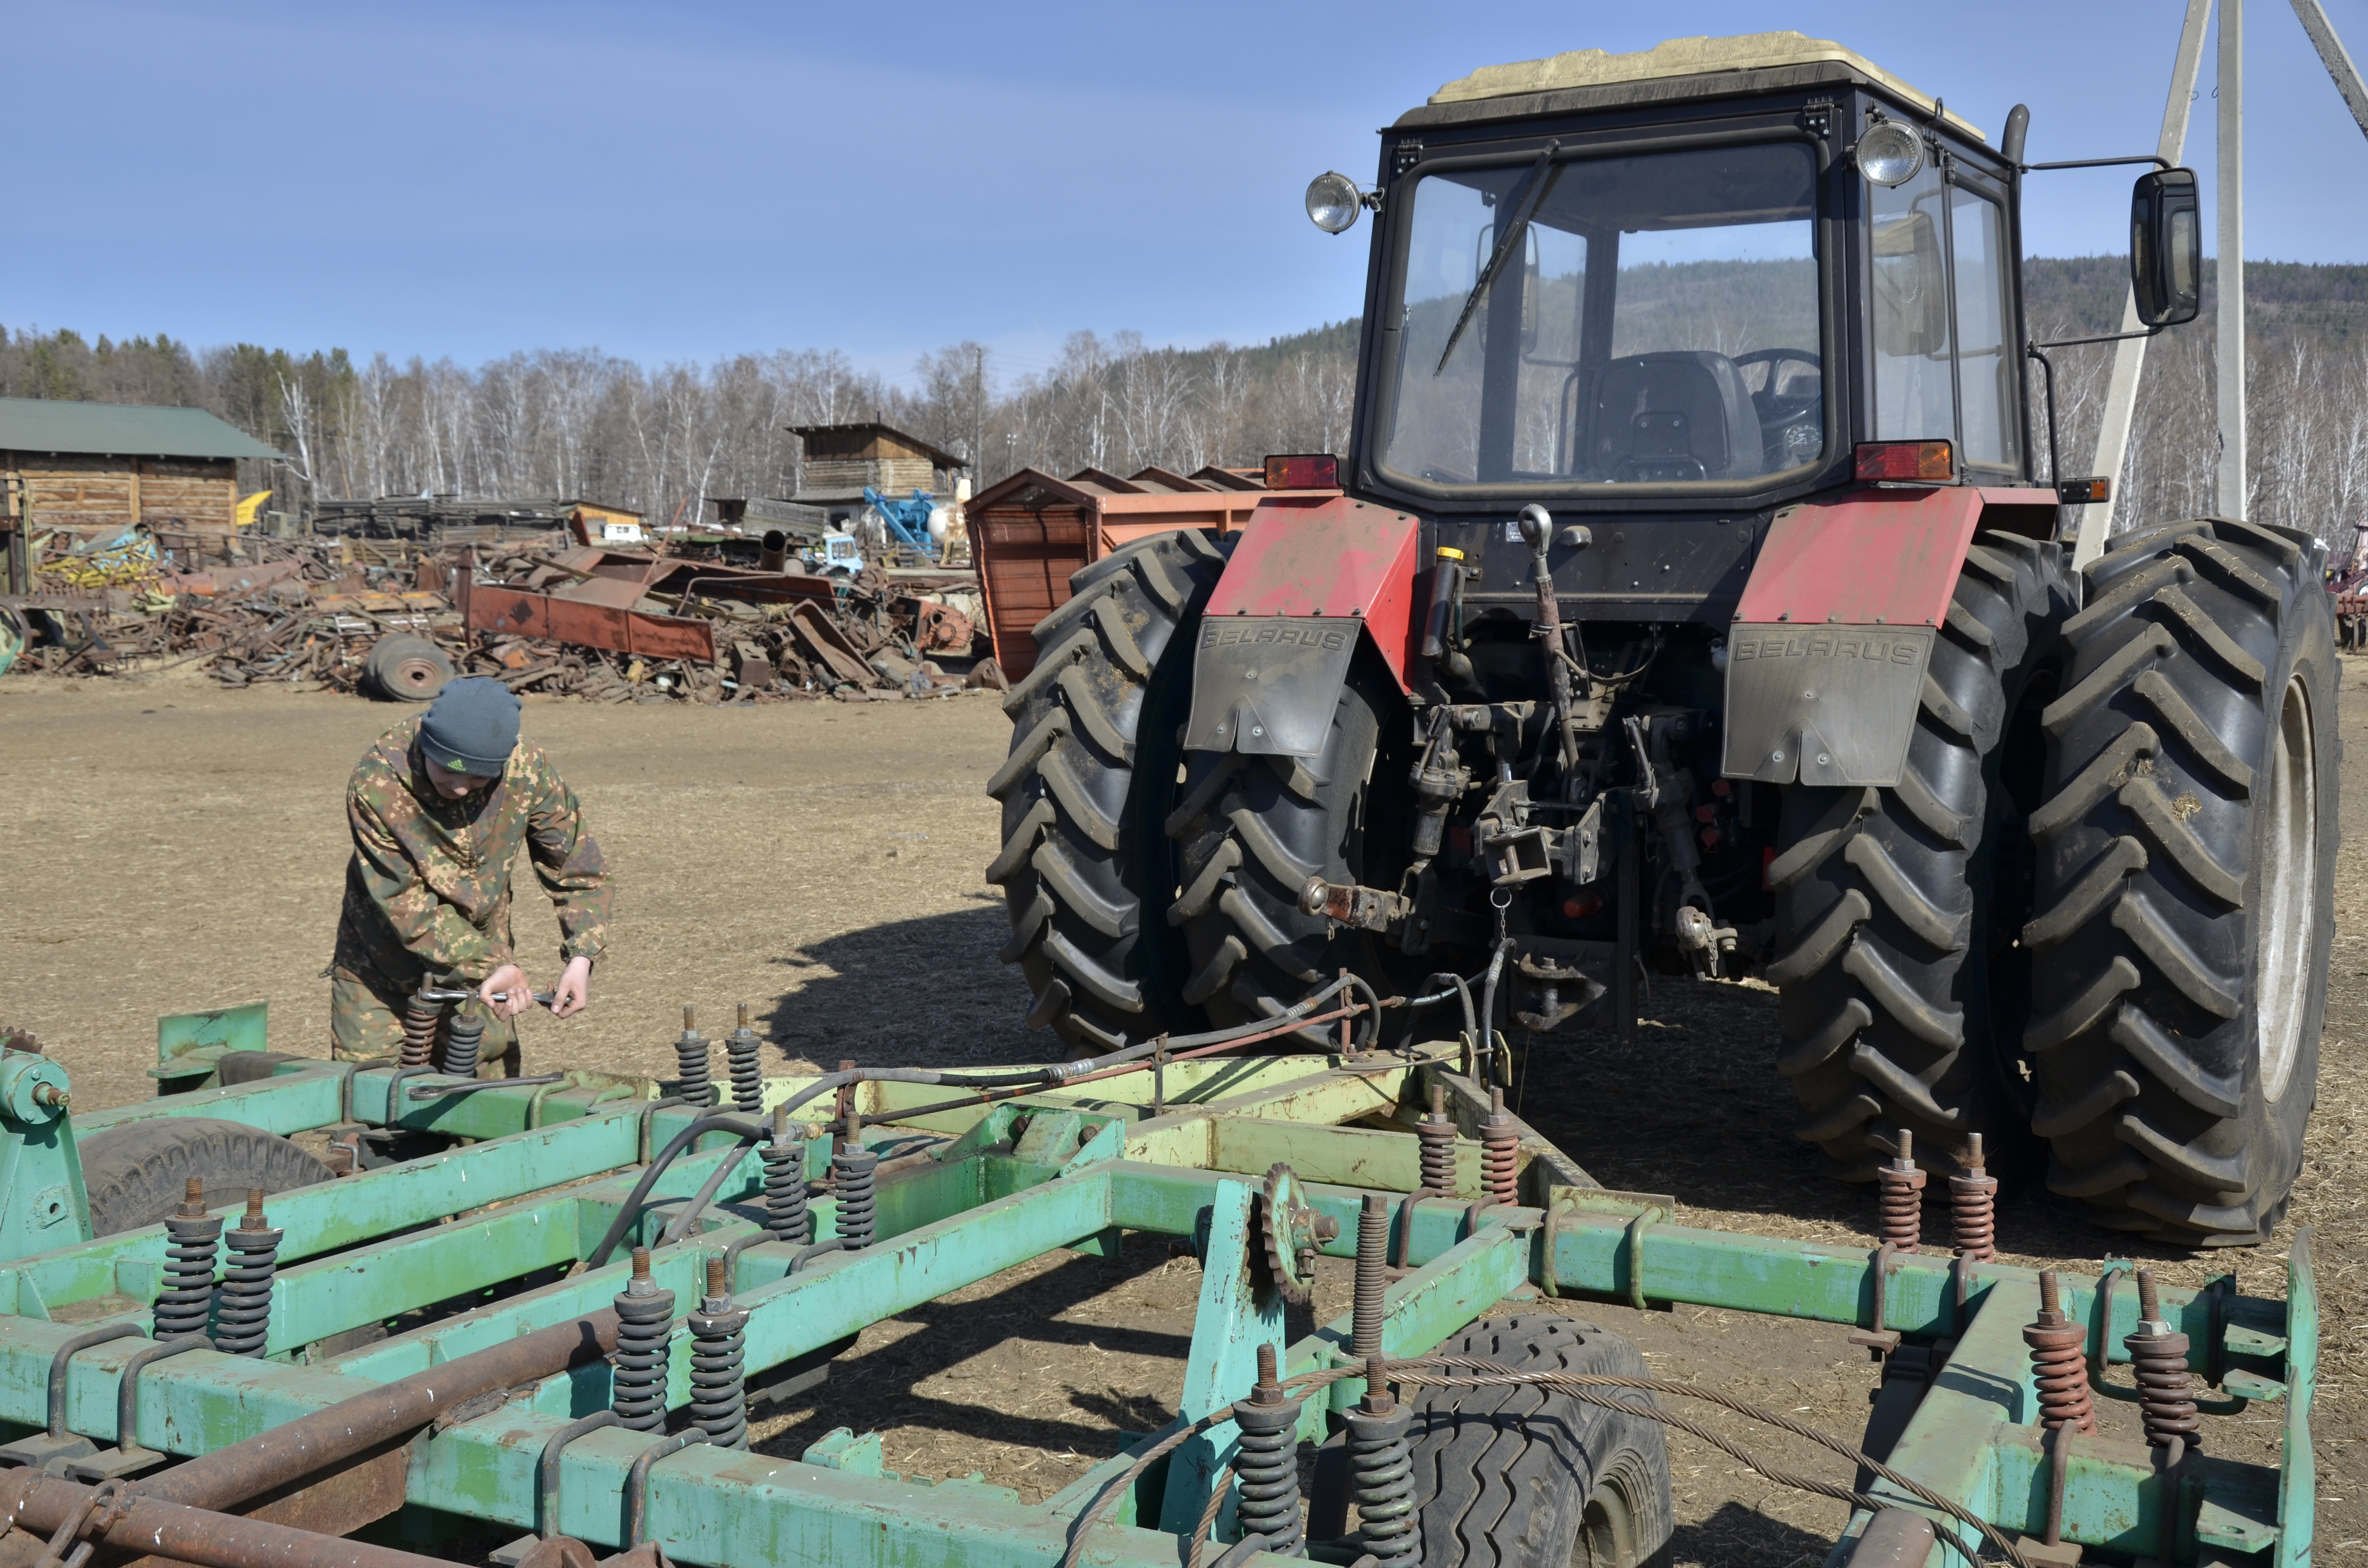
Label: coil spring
xmin=726 ymin=1005 xmax=763 ymax=1115
xmin=675 ymin=1007 xmax=713 ymax=1106
xmin=212 ymin=1200 xmax=281 ymax=1358
xmin=1948 ymin=1170 xmax=1997 ymax=1261
xmin=1232 ymin=1378 xmax=1306 ymax=1554
xmin=688 ymin=1259 xmax=750 ymax=1450
xmin=611 ymin=1249 xmax=677 ymax=1433
xmin=832 ymin=1148 xmax=878 ymax=1250
xmin=441 ymin=1009 xmax=484 ymax=1078
xmin=763 ymin=1125 xmax=811 ymax=1246
xmin=1352 ymin=1194 xmax=1388 ymax=1360
xmin=401 ymin=995 xmax=441 ymax=1069
xmin=1876 ymin=1132 xmax=1925 ymax=1253
xmin=1416 ymin=1118 xmax=1455 ymax=1197
xmin=1344 ymin=1399 xmax=1418 ymax=1568
xmin=156 ymin=1209 xmax=222 ymax=1342
xmin=2127 ymin=1326 xmax=2201 ymax=1451
xmin=1478 ymin=1087 xmax=1517 ymax=1206
xmin=2024 ymin=1272 xmax=2096 ymax=1434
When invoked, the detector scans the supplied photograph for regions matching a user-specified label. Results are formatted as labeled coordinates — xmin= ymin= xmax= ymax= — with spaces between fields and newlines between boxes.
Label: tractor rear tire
xmin=1168 ymin=662 xmax=1390 ymax=1048
xmin=1769 ymin=533 xmax=2073 ymax=1179
xmin=1406 ymin=1316 xmax=1674 ymax=1568
xmin=988 ymin=530 xmax=1232 ymax=1051
xmin=2020 ymin=518 xmax=2337 ymax=1244
xmin=79 ymin=1116 xmax=333 ymax=1237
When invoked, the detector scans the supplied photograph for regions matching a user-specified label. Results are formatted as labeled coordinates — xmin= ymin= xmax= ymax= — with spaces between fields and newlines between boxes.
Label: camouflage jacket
xmin=333 ymin=715 xmax=612 ymax=983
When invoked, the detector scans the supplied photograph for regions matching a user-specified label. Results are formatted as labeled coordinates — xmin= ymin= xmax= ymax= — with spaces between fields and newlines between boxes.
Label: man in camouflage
xmin=331 ymin=676 xmax=612 ymax=1071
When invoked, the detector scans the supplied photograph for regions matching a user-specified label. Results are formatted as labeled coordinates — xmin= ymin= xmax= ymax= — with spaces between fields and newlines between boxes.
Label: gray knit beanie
xmin=419 ymin=677 xmax=520 ymax=777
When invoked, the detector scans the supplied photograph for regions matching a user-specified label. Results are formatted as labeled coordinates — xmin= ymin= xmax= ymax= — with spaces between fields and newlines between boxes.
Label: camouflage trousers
xmin=330 ymin=943 xmax=520 ymax=1077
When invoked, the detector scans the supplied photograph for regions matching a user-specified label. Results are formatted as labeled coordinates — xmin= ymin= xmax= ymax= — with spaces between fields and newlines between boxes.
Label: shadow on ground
xmin=761 ymin=897 xmax=1045 ymax=1070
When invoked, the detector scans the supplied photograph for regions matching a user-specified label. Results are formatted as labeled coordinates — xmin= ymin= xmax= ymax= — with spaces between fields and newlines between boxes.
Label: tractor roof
xmin=1418 ymin=31 xmax=1985 ymax=143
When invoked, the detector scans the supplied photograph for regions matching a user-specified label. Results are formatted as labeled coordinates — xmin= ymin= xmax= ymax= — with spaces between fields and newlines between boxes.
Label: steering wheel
xmin=1732 ymin=347 xmax=1821 ymax=400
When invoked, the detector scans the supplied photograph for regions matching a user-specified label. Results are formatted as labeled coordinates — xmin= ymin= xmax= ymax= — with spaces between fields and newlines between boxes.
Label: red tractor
xmin=989 ymin=34 xmax=2338 ymax=1246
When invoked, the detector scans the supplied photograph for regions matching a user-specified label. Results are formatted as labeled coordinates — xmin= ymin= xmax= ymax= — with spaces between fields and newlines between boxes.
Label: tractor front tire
xmin=1770 ymin=533 xmax=2073 ymax=1178
xmin=988 ymin=530 xmax=1231 ymax=1051
xmin=2021 ymin=518 xmax=2337 ymax=1244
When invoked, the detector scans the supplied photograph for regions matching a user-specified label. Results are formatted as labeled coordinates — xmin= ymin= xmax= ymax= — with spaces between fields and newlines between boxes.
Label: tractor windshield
xmin=1379 ymin=140 xmax=1822 ymax=491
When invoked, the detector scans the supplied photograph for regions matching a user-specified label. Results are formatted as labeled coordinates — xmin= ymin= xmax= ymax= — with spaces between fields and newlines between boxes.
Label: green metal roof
xmin=0 ymin=397 xmax=283 ymax=460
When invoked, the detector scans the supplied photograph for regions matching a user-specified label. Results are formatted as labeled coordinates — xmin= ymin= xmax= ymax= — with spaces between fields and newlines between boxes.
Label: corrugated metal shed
xmin=0 ymin=398 xmax=282 ymax=460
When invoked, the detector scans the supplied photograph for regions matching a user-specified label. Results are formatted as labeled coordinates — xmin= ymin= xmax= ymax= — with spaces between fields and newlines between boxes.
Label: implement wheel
xmin=79 ymin=1116 xmax=333 ymax=1237
xmin=2021 ymin=518 xmax=2337 ymax=1244
xmin=1406 ymin=1316 xmax=1673 ymax=1568
xmin=987 ymin=529 xmax=1232 ymax=1051
xmin=1769 ymin=533 xmax=2074 ymax=1179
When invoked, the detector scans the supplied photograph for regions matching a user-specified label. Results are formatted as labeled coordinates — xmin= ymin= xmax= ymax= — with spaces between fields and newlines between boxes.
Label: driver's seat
xmin=1580 ymin=351 xmax=1763 ymax=483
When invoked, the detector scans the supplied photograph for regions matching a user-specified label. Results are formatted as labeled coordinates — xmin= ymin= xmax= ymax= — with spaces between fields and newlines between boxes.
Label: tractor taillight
xmin=1263 ymin=453 xmax=1340 ymax=490
xmin=1854 ymin=441 xmax=1953 ymax=484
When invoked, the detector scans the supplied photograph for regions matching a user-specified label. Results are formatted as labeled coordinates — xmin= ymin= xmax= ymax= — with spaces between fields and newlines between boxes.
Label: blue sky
xmin=8 ymin=1 xmax=2368 ymax=384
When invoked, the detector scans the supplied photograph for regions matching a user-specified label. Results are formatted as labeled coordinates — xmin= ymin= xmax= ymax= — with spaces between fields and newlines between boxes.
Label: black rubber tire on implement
xmin=1769 ymin=533 xmax=2074 ymax=1179
xmin=1407 ymin=1316 xmax=1674 ymax=1568
xmin=987 ymin=529 xmax=1232 ymax=1051
xmin=364 ymin=634 xmax=456 ymax=702
xmin=2021 ymin=518 xmax=2338 ymax=1244
xmin=1168 ymin=661 xmax=1392 ymax=1048
xmin=78 ymin=1116 xmax=333 ymax=1237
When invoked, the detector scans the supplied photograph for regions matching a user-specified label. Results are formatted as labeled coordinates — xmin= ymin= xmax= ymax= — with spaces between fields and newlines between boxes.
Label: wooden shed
xmin=789 ymin=422 xmax=969 ymax=520
xmin=0 ymin=398 xmax=281 ymax=537
xmin=967 ymin=466 xmax=1339 ymax=679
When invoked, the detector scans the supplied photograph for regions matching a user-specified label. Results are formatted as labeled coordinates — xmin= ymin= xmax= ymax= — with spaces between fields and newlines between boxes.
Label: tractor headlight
xmin=1305 ymin=172 xmax=1363 ymax=234
xmin=1856 ymin=121 xmax=1925 ymax=187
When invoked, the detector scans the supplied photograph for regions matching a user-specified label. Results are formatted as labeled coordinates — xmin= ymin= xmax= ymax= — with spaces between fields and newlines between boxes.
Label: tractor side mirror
xmin=2130 ymin=168 xmax=2202 ymax=328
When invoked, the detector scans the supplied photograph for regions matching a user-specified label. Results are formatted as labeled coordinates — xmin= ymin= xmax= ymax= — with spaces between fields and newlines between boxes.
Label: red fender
xmin=1205 ymin=497 xmax=1424 ymax=687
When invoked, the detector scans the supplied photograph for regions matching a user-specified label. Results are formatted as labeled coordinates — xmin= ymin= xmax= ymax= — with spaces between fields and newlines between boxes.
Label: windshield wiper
xmin=1433 ymin=139 xmax=1561 ymax=376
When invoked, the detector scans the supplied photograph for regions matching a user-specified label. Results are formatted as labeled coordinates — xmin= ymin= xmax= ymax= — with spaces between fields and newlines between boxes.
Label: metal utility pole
xmin=2073 ymin=0 xmax=2212 ymax=568
xmin=2218 ymin=0 xmax=2248 ymax=519
xmin=2290 ymin=0 xmax=2368 ymax=138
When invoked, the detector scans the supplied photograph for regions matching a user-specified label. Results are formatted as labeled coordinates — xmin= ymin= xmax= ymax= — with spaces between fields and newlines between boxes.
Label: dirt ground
xmin=0 ymin=662 xmax=2358 ymax=1562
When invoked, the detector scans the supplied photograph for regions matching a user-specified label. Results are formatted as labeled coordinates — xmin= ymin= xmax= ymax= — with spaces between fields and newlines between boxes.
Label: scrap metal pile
xmin=0 ymin=524 xmax=996 ymax=702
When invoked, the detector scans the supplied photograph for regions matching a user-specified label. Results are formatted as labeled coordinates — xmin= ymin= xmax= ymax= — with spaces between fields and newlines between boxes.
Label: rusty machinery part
xmin=1352 ymin=1193 xmax=1389 ymax=1360
xmin=988 ymin=530 xmax=1234 ymax=1052
xmin=611 ymin=1248 xmax=676 ymax=1433
xmin=1772 ymin=535 xmax=2072 ymax=1182
xmin=211 ymin=1192 xmax=281 ymax=1359
xmin=362 ymin=634 xmax=456 ymax=702
xmin=761 ymin=1110 xmax=811 ymax=1246
xmin=831 ymin=1147 xmax=879 ymax=1250
xmin=1949 ymin=1132 xmax=1998 ymax=1262
xmin=0 ymin=1028 xmax=38 ymax=1055
xmin=1170 ymin=663 xmax=1394 ymax=1051
xmin=2023 ymin=1271 xmax=2096 ymax=1435
xmin=155 ymin=1179 xmax=221 ymax=1343
xmin=1479 ymin=1086 xmax=1520 ymax=1207
xmin=687 ymin=1254 xmax=751 ymax=1451
xmin=441 ymin=1009 xmax=485 ymax=1078
xmin=2023 ymin=518 xmax=2338 ymax=1244
xmin=726 ymin=1004 xmax=764 ymax=1115
xmin=1231 ymin=1344 xmax=1307 ymax=1556
xmin=401 ymin=992 xmax=441 ymax=1070
xmin=1416 ymin=1084 xmax=1456 ymax=1197
xmin=2126 ymin=1270 xmax=2201 ymax=1452
xmin=1256 ymin=1163 xmax=1338 ymax=1308
xmin=674 ymin=1006 xmax=714 ymax=1107
xmin=1874 ymin=1129 xmax=1927 ymax=1254
xmin=1344 ymin=1359 xmax=1419 ymax=1568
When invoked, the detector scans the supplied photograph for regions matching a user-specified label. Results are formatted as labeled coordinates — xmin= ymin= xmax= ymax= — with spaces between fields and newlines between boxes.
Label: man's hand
xmin=551 ymin=956 xmax=593 ymax=1019
xmin=481 ymin=964 xmax=535 ymax=1020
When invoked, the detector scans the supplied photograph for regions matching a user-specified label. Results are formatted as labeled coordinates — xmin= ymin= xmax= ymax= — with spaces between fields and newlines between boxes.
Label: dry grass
xmin=1 ymin=657 xmax=2359 ymax=1560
